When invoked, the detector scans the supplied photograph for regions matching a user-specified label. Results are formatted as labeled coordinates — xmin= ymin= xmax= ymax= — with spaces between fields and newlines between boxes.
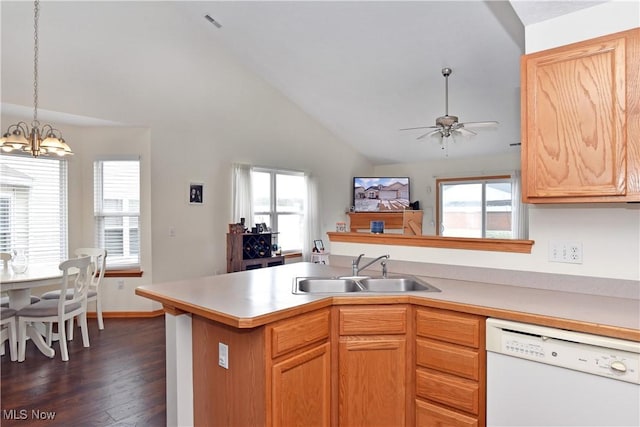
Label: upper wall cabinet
xmin=521 ymin=28 xmax=640 ymax=203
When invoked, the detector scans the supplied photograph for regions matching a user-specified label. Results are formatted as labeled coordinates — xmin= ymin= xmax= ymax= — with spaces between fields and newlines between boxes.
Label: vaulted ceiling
xmin=1 ymin=1 xmax=606 ymax=165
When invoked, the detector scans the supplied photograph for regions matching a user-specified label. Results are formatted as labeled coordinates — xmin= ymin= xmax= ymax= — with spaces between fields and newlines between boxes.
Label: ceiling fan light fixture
xmin=400 ymin=66 xmax=498 ymax=143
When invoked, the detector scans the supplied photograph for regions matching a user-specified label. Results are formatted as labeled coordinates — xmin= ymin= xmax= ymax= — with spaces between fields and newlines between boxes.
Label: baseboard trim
xmin=87 ymin=309 xmax=164 ymax=319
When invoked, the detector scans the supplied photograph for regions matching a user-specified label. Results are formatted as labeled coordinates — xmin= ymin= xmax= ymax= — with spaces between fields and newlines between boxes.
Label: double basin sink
xmin=293 ymin=275 xmax=441 ymax=294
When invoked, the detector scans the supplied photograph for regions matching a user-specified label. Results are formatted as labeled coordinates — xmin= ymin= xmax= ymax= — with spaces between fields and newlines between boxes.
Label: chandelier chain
xmin=0 ymin=0 xmax=72 ymax=157
xmin=32 ymin=0 xmax=40 ymax=126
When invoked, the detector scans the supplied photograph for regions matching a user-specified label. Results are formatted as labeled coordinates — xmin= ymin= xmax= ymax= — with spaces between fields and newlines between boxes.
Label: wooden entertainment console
xmin=347 ymin=210 xmax=423 ymax=235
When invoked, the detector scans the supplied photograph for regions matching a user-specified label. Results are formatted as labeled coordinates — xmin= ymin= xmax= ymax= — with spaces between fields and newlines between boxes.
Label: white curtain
xmin=302 ymin=174 xmax=320 ymax=261
xmin=511 ymin=170 xmax=529 ymax=239
xmin=231 ymin=163 xmax=253 ymax=225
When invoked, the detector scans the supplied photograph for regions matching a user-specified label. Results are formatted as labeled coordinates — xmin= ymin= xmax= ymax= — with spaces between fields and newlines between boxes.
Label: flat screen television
xmin=353 ymin=177 xmax=410 ymax=212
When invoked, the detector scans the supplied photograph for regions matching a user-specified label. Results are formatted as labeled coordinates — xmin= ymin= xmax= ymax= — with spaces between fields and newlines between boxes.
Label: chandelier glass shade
xmin=0 ymin=0 xmax=72 ymax=157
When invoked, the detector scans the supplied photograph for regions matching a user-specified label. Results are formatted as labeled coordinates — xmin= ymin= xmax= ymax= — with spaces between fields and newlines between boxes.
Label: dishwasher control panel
xmin=486 ymin=318 xmax=640 ymax=384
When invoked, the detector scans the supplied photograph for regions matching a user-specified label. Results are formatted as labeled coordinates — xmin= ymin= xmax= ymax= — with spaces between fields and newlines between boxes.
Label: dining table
xmin=1 ymin=263 xmax=64 ymax=359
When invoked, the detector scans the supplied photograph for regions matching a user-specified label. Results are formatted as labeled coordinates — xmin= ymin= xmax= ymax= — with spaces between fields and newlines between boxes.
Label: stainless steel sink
xmin=295 ymin=278 xmax=362 ymax=293
xmin=293 ymin=275 xmax=440 ymax=294
xmin=359 ymin=276 xmax=440 ymax=292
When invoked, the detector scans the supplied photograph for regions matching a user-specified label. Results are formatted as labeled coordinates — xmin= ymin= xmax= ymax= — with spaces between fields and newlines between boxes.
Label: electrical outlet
xmin=549 ymin=241 xmax=583 ymax=264
xmin=117 ymin=279 xmax=125 ymax=289
xmin=218 ymin=342 xmax=229 ymax=369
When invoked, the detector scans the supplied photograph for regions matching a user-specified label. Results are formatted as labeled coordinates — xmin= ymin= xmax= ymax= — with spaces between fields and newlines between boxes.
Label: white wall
xmin=146 ymin=78 xmax=372 ymax=283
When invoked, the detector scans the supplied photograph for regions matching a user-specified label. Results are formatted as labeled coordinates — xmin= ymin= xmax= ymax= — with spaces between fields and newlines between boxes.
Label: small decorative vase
xmin=11 ymin=249 xmax=28 ymax=274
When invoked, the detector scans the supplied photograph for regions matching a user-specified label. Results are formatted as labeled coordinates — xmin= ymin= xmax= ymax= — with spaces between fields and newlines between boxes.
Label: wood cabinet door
xmin=271 ymin=343 xmax=331 ymax=427
xmin=522 ymin=33 xmax=627 ymax=200
xmin=338 ymin=336 xmax=407 ymax=426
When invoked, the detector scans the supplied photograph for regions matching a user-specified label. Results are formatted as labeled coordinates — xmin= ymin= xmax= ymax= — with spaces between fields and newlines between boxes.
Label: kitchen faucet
xmin=352 ymin=254 xmax=390 ymax=276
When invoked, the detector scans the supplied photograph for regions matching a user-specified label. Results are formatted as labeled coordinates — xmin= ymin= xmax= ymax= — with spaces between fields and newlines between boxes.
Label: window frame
xmin=251 ymin=167 xmax=306 ymax=253
xmin=436 ymin=174 xmax=516 ymax=239
xmin=93 ymin=158 xmax=141 ymax=271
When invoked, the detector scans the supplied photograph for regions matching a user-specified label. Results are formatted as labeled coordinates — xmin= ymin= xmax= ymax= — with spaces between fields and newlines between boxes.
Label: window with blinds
xmin=0 ymin=155 xmax=68 ymax=265
xmin=94 ymin=159 xmax=140 ymax=270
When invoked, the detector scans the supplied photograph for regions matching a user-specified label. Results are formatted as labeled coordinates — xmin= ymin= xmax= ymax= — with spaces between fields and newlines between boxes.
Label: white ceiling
xmin=1 ymin=1 xmax=606 ymax=165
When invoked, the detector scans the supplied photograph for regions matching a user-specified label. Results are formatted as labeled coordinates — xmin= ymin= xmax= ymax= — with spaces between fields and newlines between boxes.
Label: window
xmin=94 ymin=159 xmax=140 ymax=269
xmin=0 ymin=155 xmax=68 ymax=264
xmin=437 ymin=175 xmax=526 ymax=239
xmin=251 ymin=168 xmax=306 ymax=252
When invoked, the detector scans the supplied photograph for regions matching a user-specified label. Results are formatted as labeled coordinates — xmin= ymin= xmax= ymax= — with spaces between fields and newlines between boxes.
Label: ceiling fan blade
xmin=456 ymin=128 xmax=477 ymax=136
xmin=399 ymin=125 xmax=438 ymax=131
xmin=459 ymin=121 xmax=499 ymax=128
xmin=417 ymin=129 xmax=442 ymax=140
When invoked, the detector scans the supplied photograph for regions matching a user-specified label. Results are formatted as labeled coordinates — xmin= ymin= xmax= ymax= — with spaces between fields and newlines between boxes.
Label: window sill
xmin=327 ymin=232 xmax=534 ymax=254
xmin=283 ymin=252 xmax=303 ymax=260
xmin=105 ymin=269 xmax=144 ymax=278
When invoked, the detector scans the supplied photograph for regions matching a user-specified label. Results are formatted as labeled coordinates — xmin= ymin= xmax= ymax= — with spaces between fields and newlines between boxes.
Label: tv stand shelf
xmin=348 ymin=210 xmax=422 ymax=235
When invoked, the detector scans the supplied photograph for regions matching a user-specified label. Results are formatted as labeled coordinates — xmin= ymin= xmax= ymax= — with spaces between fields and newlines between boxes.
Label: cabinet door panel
xmin=270 ymin=309 xmax=329 ymax=358
xmin=416 ymin=369 xmax=479 ymax=415
xmin=340 ymin=306 xmax=407 ymax=335
xmin=416 ymin=399 xmax=478 ymax=427
xmin=339 ymin=337 xmax=406 ymax=426
xmin=416 ymin=308 xmax=481 ymax=348
xmin=272 ymin=343 xmax=331 ymax=427
xmin=523 ymin=35 xmax=627 ymax=198
xmin=416 ymin=338 xmax=479 ymax=381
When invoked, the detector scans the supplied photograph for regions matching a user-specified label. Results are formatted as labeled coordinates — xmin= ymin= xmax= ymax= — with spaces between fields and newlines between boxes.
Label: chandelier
xmin=0 ymin=0 xmax=72 ymax=157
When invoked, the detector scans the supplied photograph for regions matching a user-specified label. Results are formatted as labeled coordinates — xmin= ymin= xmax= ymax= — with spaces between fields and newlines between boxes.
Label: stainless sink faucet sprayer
xmin=352 ymin=254 xmax=390 ymax=276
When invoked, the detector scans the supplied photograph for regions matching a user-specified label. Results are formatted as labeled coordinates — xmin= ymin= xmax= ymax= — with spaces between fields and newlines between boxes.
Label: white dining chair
xmin=0 ymin=307 xmax=18 ymax=361
xmin=42 ymin=248 xmax=107 ymax=330
xmin=16 ymin=256 xmax=92 ymax=362
xmin=0 ymin=295 xmax=42 ymax=308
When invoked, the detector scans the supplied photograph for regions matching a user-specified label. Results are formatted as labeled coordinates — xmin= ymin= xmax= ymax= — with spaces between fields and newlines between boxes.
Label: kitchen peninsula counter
xmin=136 ymin=262 xmax=640 ymax=341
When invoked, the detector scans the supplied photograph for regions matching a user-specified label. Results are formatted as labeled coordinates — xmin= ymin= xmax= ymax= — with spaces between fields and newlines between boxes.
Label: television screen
xmin=353 ymin=177 xmax=410 ymax=212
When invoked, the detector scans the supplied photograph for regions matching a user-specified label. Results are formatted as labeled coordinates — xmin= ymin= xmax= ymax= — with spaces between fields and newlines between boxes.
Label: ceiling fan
xmin=400 ymin=67 xmax=498 ymax=144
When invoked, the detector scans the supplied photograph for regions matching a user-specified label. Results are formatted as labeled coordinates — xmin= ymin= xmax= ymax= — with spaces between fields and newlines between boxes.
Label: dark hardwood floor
xmin=1 ymin=317 xmax=166 ymax=426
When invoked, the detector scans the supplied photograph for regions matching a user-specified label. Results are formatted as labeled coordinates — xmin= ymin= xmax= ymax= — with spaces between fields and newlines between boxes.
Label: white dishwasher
xmin=486 ymin=318 xmax=640 ymax=426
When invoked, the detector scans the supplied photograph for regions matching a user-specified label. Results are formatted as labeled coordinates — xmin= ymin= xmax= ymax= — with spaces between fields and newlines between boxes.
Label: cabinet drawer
xmin=416 ymin=399 xmax=478 ymax=427
xmin=270 ymin=309 xmax=330 ymax=358
xmin=416 ymin=338 xmax=479 ymax=381
xmin=416 ymin=307 xmax=481 ymax=348
xmin=339 ymin=306 xmax=407 ymax=335
xmin=416 ymin=369 xmax=479 ymax=415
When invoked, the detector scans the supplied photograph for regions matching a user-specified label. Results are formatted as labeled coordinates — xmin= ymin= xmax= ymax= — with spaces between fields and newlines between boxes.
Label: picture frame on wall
xmin=189 ymin=183 xmax=204 ymax=204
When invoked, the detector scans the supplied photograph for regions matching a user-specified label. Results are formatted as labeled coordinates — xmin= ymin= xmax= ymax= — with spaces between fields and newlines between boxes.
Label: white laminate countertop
xmin=135 ymin=262 xmax=640 ymax=340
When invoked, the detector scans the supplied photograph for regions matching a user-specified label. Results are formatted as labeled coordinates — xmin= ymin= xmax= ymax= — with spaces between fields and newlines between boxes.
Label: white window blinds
xmin=0 ymin=155 xmax=68 ymax=265
xmin=94 ymin=159 xmax=140 ymax=269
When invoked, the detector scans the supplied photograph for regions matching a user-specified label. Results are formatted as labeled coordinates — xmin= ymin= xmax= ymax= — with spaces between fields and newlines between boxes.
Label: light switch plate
xmin=218 ymin=342 xmax=229 ymax=369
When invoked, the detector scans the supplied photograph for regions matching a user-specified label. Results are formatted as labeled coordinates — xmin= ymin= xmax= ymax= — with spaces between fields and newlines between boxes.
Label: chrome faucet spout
xmin=352 ymin=254 xmax=390 ymax=276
